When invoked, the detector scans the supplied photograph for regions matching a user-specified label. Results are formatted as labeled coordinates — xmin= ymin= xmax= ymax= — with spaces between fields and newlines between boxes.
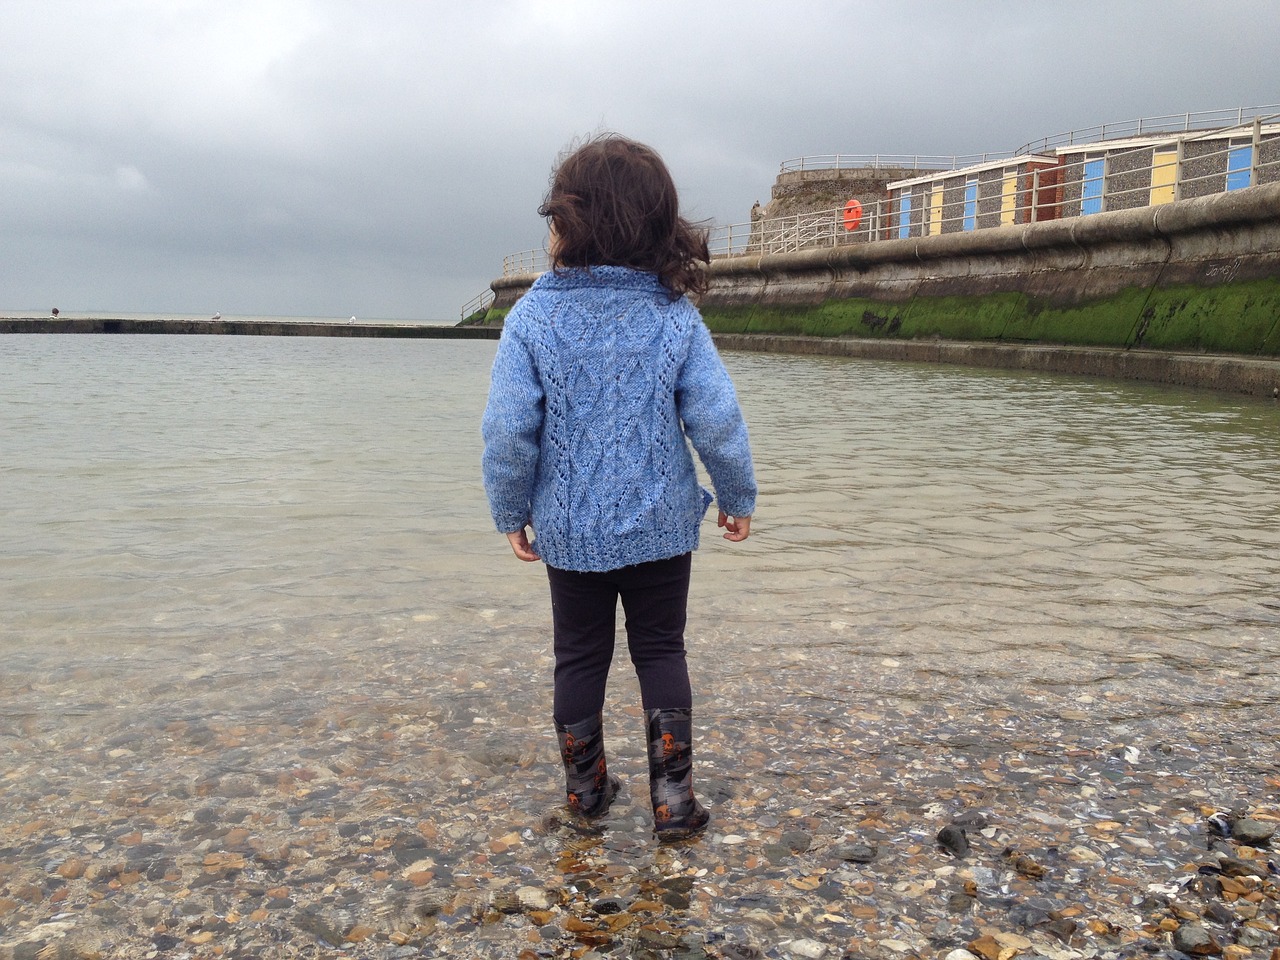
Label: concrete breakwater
xmin=713 ymin=334 xmax=1280 ymax=398
xmin=486 ymin=181 xmax=1280 ymax=396
xmin=0 ymin=317 xmax=501 ymax=339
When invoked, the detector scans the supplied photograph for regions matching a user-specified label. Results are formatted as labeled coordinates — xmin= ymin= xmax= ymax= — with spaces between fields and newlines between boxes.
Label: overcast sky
xmin=3 ymin=1 xmax=1279 ymax=321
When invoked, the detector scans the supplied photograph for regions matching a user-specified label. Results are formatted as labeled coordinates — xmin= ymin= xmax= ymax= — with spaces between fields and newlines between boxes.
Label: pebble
xmin=1231 ymin=817 xmax=1276 ymax=846
xmin=937 ymin=824 xmax=971 ymax=858
xmin=1172 ymin=921 xmax=1221 ymax=954
xmin=517 ymin=885 xmax=552 ymax=910
xmin=781 ymin=938 xmax=829 ymax=958
xmin=833 ymin=841 xmax=877 ymax=863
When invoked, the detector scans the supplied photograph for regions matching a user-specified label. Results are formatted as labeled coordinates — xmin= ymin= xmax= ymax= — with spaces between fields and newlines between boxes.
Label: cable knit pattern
xmin=482 ymin=266 xmax=757 ymax=573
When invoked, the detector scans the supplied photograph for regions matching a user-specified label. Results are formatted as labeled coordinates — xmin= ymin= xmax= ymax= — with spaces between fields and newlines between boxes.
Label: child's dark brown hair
xmin=538 ymin=134 xmax=709 ymax=298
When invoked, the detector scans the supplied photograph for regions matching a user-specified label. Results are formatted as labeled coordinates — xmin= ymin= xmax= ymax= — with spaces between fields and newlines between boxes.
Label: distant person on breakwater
xmin=481 ymin=134 xmax=757 ymax=840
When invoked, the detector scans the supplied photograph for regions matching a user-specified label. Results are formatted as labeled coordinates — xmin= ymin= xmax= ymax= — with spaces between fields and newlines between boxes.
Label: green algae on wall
xmin=1002 ymin=287 xmax=1153 ymax=347
xmin=900 ymin=292 xmax=1032 ymax=343
xmin=479 ymin=307 xmax=510 ymax=326
xmin=702 ymin=294 xmax=1021 ymax=342
xmin=702 ymin=299 xmax=912 ymax=338
xmin=702 ymin=277 xmax=1280 ymax=356
xmin=1135 ymin=278 xmax=1280 ymax=354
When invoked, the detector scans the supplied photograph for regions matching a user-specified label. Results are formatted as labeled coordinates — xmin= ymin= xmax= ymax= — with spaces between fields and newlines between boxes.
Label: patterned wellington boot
xmin=645 ymin=707 xmax=710 ymax=840
xmin=555 ymin=713 xmax=621 ymax=819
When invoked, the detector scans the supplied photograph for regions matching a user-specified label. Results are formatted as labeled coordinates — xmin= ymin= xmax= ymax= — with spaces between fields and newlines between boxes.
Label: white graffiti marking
xmin=1205 ymin=257 xmax=1243 ymax=283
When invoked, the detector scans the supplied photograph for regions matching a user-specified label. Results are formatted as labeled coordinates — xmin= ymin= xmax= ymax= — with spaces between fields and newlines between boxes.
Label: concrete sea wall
xmin=698 ymin=180 xmax=1280 ymax=356
xmin=485 ymin=182 xmax=1280 ymax=396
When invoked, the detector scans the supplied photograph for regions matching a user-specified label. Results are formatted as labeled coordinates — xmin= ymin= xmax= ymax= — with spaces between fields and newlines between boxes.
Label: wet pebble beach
xmin=2 ymin=620 xmax=1277 ymax=960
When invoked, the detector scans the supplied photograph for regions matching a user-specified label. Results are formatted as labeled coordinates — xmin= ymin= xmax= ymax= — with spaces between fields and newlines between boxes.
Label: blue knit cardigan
xmin=481 ymin=266 xmax=757 ymax=572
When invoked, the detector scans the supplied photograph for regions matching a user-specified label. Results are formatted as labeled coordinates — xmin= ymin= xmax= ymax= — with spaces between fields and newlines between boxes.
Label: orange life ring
xmin=842 ymin=199 xmax=863 ymax=232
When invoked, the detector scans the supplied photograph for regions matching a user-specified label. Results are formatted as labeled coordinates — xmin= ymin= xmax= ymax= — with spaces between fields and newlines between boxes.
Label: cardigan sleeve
xmin=675 ymin=317 xmax=758 ymax=518
xmin=481 ymin=320 xmax=545 ymax=533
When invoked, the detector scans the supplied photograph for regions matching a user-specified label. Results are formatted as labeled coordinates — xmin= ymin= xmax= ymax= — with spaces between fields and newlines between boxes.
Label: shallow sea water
xmin=1 ymin=335 xmax=1278 ymax=959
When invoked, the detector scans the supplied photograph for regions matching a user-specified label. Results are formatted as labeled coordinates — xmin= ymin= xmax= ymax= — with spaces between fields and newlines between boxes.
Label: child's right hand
xmin=506 ymin=527 xmax=540 ymax=562
xmin=717 ymin=511 xmax=751 ymax=542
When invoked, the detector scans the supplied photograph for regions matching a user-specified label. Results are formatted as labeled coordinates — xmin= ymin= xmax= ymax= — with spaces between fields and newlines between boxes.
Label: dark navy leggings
xmin=546 ymin=552 xmax=693 ymax=725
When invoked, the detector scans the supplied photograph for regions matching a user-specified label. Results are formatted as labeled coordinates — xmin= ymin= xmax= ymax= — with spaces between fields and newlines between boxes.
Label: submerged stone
xmin=1230 ymin=818 xmax=1275 ymax=846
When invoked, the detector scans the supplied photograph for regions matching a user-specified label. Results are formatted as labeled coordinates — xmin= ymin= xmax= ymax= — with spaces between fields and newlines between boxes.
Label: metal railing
xmin=778 ymin=153 xmax=1019 ymax=174
xmin=503 ymin=249 xmax=550 ymax=276
xmin=1015 ymin=104 xmax=1280 ymax=156
xmin=459 ymin=288 xmax=495 ymax=321
xmin=710 ymin=209 xmax=869 ymax=258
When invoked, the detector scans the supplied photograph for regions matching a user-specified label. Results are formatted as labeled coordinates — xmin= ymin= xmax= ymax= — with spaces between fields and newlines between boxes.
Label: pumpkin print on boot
xmin=555 ymin=713 xmax=621 ymax=819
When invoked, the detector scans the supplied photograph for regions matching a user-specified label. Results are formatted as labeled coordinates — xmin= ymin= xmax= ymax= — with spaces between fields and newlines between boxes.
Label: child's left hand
xmin=506 ymin=527 xmax=540 ymax=562
xmin=717 ymin=511 xmax=751 ymax=542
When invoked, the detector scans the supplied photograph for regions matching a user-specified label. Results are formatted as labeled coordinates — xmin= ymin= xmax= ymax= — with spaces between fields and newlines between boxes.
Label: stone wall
xmin=763 ymin=166 xmax=922 ymax=220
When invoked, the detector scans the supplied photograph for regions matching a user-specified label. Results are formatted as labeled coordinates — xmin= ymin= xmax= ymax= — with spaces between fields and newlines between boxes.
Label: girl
xmin=481 ymin=134 xmax=756 ymax=840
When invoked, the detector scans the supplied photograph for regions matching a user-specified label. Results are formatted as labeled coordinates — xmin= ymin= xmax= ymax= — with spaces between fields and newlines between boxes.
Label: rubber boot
xmin=555 ymin=713 xmax=620 ymax=819
xmin=645 ymin=707 xmax=710 ymax=840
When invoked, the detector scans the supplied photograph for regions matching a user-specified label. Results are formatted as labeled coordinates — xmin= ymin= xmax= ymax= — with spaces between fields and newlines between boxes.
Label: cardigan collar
xmin=533 ymin=265 xmax=666 ymax=293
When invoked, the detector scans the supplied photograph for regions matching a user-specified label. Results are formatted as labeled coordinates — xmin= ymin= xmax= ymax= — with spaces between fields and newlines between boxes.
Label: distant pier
xmin=0 ymin=317 xmax=500 ymax=339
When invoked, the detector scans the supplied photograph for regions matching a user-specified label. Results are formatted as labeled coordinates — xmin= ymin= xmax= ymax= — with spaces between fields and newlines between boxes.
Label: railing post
xmin=1252 ymin=117 xmax=1262 ymax=187
xmin=1174 ymin=139 xmax=1185 ymax=202
xmin=1031 ymin=168 xmax=1040 ymax=223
